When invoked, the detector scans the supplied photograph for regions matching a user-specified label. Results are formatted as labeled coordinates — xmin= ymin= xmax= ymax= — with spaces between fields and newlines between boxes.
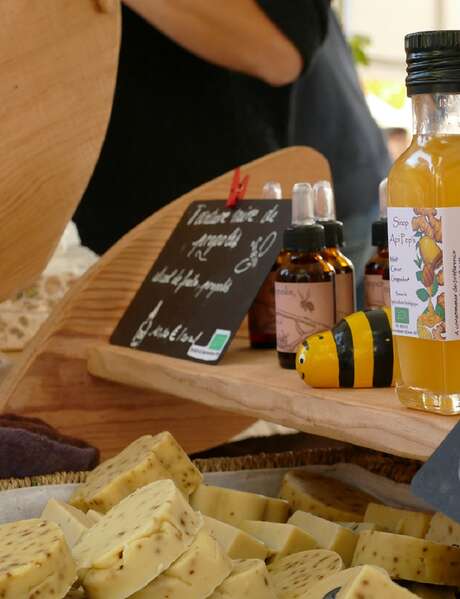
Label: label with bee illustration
xmin=388 ymin=207 xmax=460 ymax=341
xmin=275 ymin=282 xmax=335 ymax=353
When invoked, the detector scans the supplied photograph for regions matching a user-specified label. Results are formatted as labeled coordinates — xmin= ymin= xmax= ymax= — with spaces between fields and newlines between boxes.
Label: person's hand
xmin=95 ymin=0 xmax=117 ymax=14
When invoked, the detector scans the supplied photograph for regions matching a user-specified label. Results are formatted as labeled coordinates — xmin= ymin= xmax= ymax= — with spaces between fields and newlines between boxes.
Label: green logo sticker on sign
xmin=395 ymin=307 xmax=409 ymax=324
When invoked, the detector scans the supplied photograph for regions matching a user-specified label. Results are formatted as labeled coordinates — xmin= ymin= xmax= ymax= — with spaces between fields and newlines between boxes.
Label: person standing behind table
xmin=75 ymin=0 xmax=329 ymax=255
xmin=289 ymin=10 xmax=391 ymax=307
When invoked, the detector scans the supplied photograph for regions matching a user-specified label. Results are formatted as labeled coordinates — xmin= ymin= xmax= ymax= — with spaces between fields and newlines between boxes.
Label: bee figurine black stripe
xmin=296 ymin=307 xmax=396 ymax=388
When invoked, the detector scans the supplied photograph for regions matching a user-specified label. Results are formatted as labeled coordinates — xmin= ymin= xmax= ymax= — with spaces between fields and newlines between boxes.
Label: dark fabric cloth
xmin=74 ymin=2 xmax=329 ymax=254
xmin=0 ymin=414 xmax=99 ymax=479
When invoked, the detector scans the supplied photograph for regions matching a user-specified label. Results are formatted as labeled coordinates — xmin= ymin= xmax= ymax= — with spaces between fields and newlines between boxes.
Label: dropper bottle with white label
xmin=364 ymin=178 xmax=389 ymax=309
xmin=314 ymin=180 xmax=356 ymax=322
xmin=248 ymin=181 xmax=284 ymax=349
xmin=275 ymin=182 xmax=335 ymax=369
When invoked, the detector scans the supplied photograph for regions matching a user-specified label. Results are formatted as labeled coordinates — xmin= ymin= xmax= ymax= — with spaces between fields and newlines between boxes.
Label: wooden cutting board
xmin=0 ymin=0 xmax=120 ymax=301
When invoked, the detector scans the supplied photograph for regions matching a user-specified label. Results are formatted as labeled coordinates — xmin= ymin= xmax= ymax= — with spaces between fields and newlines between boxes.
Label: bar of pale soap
xmin=337 ymin=565 xmax=421 ymax=598
xmin=280 ymin=471 xmax=375 ymax=522
xmin=73 ymin=479 xmax=202 ymax=599
xmin=0 ymin=519 xmax=77 ymax=599
xmin=209 ymin=559 xmax=277 ymax=598
xmin=190 ymin=484 xmax=289 ymax=526
xmin=131 ymin=529 xmax=231 ymax=598
xmin=364 ymin=503 xmax=432 ymax=538
xmin=352 ymin=530 xmax=460 ymax=586
xmin=240 ymin=520 xmax=317 ymax=563
xmin=203 ymin=516 xmax=268 ymax=560
xmin=268 ymin=549 xmax=344 ymax=599
xmin=42 ymin=498 xmax=93 ymax=547
xmin=425 ymin=512 xmax=460 ymax=545
xmin=289 ymin=510 xmax=358 ymax=567
xmin=70 ymin=432 xmax=202 ymax=512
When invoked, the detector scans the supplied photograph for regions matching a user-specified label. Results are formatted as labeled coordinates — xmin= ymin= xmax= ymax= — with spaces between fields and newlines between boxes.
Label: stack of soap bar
xmin=0 ymin=519 xmax=76 ymax=599
xmin=408 ymin=582 xmax=457 ymax=598
xmin=42 ymin=498 xmax=93 ymax=547
xmin=203 ymin=516 xmax=268 ymax=560
xmin=289 ymin=510 xmax=358 ymax=566
xmin=425 ymin=512 xmax=460 ymax=545
xmin=364 ymin=503 xmax=432 ymax=538
xmin=240 ymin=520 xmax=317 ymax=562
xmin=337 ymin=564 xmax=421 ymax=598
xmin=279 ymin=471 xmax=375 ymax=522
xmin=131 ymin=529 xmax=231 ymax=598
xmin=73 ymin=479 xmax=202 ymax=599
xmin=268 ymin=549 xmax=343 ymax=599
xmin=209 ymin=559 xmax=277 ymax=599
xmin=351 ymin=530 xmax=460 ymax=586
xmin=190 ymin=484 xmax=289 ymax=526
xmin=70 ymin=432 xmax=202 ymax=512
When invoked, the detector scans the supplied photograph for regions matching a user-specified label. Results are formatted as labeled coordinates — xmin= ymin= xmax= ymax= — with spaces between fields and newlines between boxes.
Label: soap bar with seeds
xmin=364 ymin=503 xmax=432 ymax=538
xmin=425 ymin=512 xmax=460 ymax=546
xmin=190 ymin=484 xmax=289 ymax=526
xmin=0 ymin=519 xmax=76 ymax=599
xmin=131 ymin=529 xmax=231 ymax=598
xmin=73 ymin=479 xmax=202 ymax=599
xmin=203 ymin=516 xmax=269 ymax=560
xmin=70 ymin=432 xmax=202 ymax=512
xmin=337 ymin=564 xmax=421 ymax=598
xmin=42 ymin=498 xmax=93 ymax=547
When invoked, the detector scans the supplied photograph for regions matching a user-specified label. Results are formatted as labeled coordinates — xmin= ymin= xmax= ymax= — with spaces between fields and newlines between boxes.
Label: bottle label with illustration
xmin=364 ymin=275 xmax=384 ymax=310
xmin=275 ymin=281 xmax=335 ymax=353
xmin=388 ymin=207 xmax=458 ymax=341
xmin=335 ymin=272 xmax=355 ymax=322
xmin=249 ymin=271 xmax=277 ymax=336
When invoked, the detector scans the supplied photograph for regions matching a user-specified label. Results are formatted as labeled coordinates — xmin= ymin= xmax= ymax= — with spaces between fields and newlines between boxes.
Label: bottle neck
xmin=412 ymin=93 xmax=460 ymax=136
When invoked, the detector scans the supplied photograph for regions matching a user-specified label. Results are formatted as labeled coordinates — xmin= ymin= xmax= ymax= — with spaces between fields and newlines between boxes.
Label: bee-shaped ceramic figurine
xmin=296 ymin=307 xmax=396 ymax=388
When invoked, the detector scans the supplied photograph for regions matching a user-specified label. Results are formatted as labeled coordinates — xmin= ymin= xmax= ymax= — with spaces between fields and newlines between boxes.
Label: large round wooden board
xmin=0 ymin=0 xmax=120 ymax=300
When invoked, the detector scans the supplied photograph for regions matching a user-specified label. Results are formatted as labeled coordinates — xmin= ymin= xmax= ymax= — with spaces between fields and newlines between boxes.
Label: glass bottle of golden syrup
xmin=364 ymin=179 xmax=389 ymax=309
xmin=248 ymin=181 xmax=284 ymax=349
xmin=314 ymin=180 xmax=356 ymax=322
xmin=388 ymin=31 xmax=460 ymax=414
xmin=275 ymin=183 xmax=335 ymax=369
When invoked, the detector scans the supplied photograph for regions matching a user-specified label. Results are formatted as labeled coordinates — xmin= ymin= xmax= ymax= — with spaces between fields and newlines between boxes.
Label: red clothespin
xmin=226 ymin=167 xmax=250 ymax=208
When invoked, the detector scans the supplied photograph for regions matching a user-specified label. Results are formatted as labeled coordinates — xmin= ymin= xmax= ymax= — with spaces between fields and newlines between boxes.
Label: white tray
xmin=0 ymin=463 xmax=431 ymax=525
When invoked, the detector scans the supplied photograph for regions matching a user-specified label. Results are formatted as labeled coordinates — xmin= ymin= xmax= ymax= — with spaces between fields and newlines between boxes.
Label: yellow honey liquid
xmin=388 ymin=134 xmax=460 ymax=413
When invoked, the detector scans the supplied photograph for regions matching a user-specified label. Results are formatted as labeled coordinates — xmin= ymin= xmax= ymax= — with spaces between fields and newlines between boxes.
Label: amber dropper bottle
xmin=364 ymin=178 xmax=389 ymax=309
xmin=248 ymin=181 xmax=284 ymax=348
xmin=275 ymin=183 xmax=335 ymax=369
xmin=314 ymin=180 xmax=356 ymax=322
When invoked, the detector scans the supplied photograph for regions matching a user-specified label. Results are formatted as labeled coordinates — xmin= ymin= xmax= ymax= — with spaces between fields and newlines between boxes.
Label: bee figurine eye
xmin=299 ymin=355 xmax=305 ymax=365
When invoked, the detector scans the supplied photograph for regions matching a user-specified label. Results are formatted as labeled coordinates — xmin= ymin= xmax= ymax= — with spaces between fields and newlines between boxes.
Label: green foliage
xmin=349 ymin=34 xmax=371 ymax=66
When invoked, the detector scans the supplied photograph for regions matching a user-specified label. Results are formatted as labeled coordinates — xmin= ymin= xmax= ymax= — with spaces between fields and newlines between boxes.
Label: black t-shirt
xmin=74 ymin=1 xmax=329 ymax=253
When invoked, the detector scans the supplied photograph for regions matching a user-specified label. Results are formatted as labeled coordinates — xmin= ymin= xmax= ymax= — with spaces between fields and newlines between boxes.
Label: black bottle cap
xmin=372 ymin=218 xmax=388 ymax=248
xmin=283 ymin=224 xmax=325 ymax=253
xmin=406 ymin=30 xmax=460 ymax=96
xmin=320 ymin=220 xmax=344 ymax=248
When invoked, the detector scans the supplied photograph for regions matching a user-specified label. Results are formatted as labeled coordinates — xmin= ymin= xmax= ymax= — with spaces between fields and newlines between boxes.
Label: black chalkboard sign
xmin=411 ymin=421 xmax=460 ymax=524
xmin=111 ymin=200 xmax=291 ymax=364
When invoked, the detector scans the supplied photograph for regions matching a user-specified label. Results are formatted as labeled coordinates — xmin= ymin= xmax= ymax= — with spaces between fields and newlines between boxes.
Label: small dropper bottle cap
xmin=291 ymin=182 xmax=314 ymax=225
xmin=262 ymin=181 xmax=282 ymax=200
xmin=372 ymin=177 xmax=389 ymax=247
xmin=283 ymin=182 xmax=325 ymax=252
xmin=313 ymin=180 xmax=344 ymax=248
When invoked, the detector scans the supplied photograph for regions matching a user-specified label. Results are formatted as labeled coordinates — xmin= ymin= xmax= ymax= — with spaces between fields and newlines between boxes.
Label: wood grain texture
xmin=0 ymin=0 xmax=120 ymax=300
xmin=1 ymin=147 xmax=330 ymax=459
xmin=89 ymin=339 xmax=458 ymax=462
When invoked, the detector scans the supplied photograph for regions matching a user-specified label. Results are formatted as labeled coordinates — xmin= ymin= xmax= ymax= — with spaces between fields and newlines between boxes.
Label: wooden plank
xmin=1 ymin=147 xmax=330 ymax=459
xmin=0 ymin=0 xmax=120 ymax=300
xmin=88 ymin=339 xmax=458 ymax=462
